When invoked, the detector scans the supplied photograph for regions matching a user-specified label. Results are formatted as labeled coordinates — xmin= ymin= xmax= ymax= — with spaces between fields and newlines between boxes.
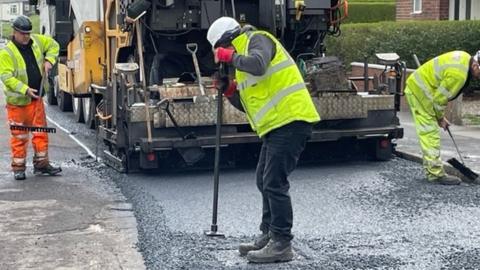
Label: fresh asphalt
xmin=45 ymin=103 xmax=480 ymax=270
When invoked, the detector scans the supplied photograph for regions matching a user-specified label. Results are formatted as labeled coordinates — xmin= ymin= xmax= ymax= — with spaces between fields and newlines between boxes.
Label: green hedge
xmin=344 ymin=2 xmax=395 ymax=23
xmin=325 ymin=20 xmax=480 ymax=68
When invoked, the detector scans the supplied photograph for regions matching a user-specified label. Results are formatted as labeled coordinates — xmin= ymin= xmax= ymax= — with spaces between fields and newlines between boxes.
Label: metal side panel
xmin=314 ymin=95 xmax=367 ymax=120
xmin=362 ymin=95 xmax=395 ymax=111
xmin=136 ymin=125 xmax=403 ymax=151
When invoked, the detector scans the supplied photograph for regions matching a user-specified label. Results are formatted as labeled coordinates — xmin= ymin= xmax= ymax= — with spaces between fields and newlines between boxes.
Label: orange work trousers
xmin=6 ymin=99 xmax=48 ymax=171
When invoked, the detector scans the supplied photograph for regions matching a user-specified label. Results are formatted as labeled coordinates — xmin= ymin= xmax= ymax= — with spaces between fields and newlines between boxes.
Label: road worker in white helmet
xmin=405 ymin=50 xmax=480 ymax=185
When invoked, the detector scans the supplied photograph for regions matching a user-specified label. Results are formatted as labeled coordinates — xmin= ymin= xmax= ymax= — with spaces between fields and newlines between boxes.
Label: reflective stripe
xmin=417 ymin=124 xmax=437 ymax=134
xmin=31 ymin=35 xmax=45 ymax=67
xmin=414 ymin=72 xmax=434 ymax=101
xmin=35 ymin=151 xmax=47 ymax=157
xmin=433 ymin=57 xmax=469 ymax=81
xmin=425 ymin=148 xmax=441 ymax=157
xmin=31 ymin=35 xmax=43 ymax=53
xmin=13 ymin=158 xmax=26 ymax=164
xmin=15 ymin=82 xmax=25 ymax=93
xmin=437 ymin=85 xmax=451 ymax=100
xmin=1 ymin=73 xmax=13 ymax=80
xmin=253 ymin=83 xmax=306 ymax=123
xmin=433 ymin=57 xmax=441 ymax=81
xmin=13 ymin=134 xmax=29 ymax=140
xmin=440 ymin=64 xmax=468 ymax=73
xmin=17 ymin=69 xmax=27 ymax=77
xmin=3 ymin=46 xmax=18 ymax=71
xmin=238 ymin=59 xmax=293 ymax=91
xmin=5 ymin=91 xmax=25 ymax=97
xmin=434 ymin=103 xmax=446 ymax=113
xmin=425 ymin=159 xmax=443 ymax=167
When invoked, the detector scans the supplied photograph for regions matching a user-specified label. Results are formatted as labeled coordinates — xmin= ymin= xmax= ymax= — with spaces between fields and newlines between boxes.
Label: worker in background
xmin=405 ymin=50 xmax=480 ymax=185
xmin=207 ymin=17 xmax=320 ymax=263
xmin=0 ymin=15 xmax=61 ymax=180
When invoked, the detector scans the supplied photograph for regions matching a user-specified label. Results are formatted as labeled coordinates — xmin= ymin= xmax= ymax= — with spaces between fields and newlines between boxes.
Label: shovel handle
xmin=186 ymin=43 xmax=198 ymax=54
xmin=186 ymin=43 xmax=206 ymax=96
xmin=446 ymin=126 xmax=465 ymax=164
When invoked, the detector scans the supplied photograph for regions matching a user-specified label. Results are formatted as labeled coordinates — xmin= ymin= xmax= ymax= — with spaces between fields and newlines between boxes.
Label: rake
xmin=9 ymin=73 xmax=56 ymax=133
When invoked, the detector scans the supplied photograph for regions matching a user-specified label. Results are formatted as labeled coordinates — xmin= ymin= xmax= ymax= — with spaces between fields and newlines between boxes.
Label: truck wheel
xmin=47 ymin=76 xmax=57 ymax=105
xmin=374 ymin=138 xmax=393 ymax=161
xmin=57 ymin=89 xmax=73 ymax=112
xmin=82 ymin=96 xmax=96 ymax=129
xmin=73 ymin=97 xmax=84 ymax=123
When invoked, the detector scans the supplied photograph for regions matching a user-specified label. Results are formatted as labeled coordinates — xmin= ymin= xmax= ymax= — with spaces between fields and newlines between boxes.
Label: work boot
xmin=33 ymin=163 xmax=62 ymax=176
xmin=13 ymin=171 xmax=26 ymax=181
xmin=431 ymin=175 xmax=461 ymax=185
xmin=246 ymin=238 xmax=294 ymax=263
xmin=239 ymin=233 xmax=270 ymax=256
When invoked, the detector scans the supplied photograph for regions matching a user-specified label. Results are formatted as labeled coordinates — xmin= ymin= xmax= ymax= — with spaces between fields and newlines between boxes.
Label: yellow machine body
xmin=60 ymin=21 xmax=105 ymax=95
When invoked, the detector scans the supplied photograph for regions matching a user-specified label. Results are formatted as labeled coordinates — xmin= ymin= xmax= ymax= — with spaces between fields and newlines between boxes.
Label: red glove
xmin=214 ymin=76 xmax=237 ymax=97
xmin=215 ymin=47 xmax=235 ymax=63
xmin=224 ymin=80 xmax=237 ymax=97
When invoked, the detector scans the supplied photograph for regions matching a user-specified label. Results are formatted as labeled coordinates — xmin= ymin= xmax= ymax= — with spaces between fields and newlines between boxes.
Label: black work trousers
xmin=256 ymin=121 xmax=312 ymax=241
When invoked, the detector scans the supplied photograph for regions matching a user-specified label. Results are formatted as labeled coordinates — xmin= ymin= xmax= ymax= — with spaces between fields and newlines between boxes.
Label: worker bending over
xmin=405 ymin=50 xmax=480 ymax=185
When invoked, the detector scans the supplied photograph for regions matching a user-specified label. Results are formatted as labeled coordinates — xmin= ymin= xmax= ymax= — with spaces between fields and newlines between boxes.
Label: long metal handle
xmin=210 ymin=77 xmax=223 ymax=233
xmin=38 ymin=72 xmax=46 ymax=97
xmin=136 ymin=20 xmax=153 ymax=145
xmin=446 ymin=126 xmax=465 ymax=164
xmin=186 ymin=43 xmax=206 ymax=96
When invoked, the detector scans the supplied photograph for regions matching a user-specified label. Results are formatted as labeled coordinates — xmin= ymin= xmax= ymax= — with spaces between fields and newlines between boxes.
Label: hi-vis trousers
xmin=405 ymin=88 xmax=445 ymax=181
xmin=6 ymin=99 xmax=48 ymax=172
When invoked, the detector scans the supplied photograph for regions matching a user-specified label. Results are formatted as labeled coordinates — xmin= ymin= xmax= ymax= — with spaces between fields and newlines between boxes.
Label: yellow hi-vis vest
xmin=0 ymin=34 xmax=59 ymax=106
xmin=231 ymin=30 xmax=320 ymax=137
xmin=405 ymin=50 xmax=470 ymax=120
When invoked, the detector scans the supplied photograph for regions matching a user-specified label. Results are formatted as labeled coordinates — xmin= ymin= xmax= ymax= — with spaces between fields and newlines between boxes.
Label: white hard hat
xmin=207 ymin=17 xmax=240 ymax=48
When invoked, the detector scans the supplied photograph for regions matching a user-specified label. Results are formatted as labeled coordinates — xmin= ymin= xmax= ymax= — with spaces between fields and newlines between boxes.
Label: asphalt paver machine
xmin=37 ymin=0 xmax=404 ymax=172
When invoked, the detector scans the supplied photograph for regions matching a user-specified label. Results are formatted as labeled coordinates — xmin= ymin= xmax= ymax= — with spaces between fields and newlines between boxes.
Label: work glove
xmin=44 ymin=61 xmax=53 ymax=74
xmin=438 ymin=116 xmax=450 ymax=131
xmin=214 ymin=75 xmax=237 ymax=97
xmin=214 ymin=47 xmax=235 ymax=63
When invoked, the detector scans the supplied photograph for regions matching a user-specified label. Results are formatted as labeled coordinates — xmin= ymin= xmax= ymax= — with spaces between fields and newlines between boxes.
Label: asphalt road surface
xmin=46 ymin=103 xmax=480 ymax=270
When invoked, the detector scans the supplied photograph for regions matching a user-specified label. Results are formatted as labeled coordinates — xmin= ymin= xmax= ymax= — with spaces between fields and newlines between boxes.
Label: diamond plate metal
xmin=159 ymin=81 xmax=216 ymax=100
xmin=314 ymin=94 xmax=367 ymax=120
xmin=154 ymin=82 xmax=394 ymax=126
xmin=362 ymin=95 xmax=395 ymax=111
xmin=129 ymin=95 xmax=394 ymax=127
xmin=165 ymin=99 xmax=216 ymax=127
xmin=165 ymin=97 xmax=247 ymax=127
xmin=223 ymin=99 xmax=247 ymax=125
xmin=128 ymin=103 xmax=164 ymax=127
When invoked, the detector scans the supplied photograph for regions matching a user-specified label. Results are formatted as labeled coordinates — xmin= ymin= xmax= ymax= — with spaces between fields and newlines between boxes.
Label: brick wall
xmin=396 ymin=0 xmax=449 ymax=21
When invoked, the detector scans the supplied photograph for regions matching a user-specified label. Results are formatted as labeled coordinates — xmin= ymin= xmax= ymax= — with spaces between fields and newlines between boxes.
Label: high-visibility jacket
xmin=405 ymin=51 xmax=471 ymax=120
xmin=0 ymin=34 xmax=59 ymax=106
xmin=231 ymin=30 xmax=320 ymax=137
